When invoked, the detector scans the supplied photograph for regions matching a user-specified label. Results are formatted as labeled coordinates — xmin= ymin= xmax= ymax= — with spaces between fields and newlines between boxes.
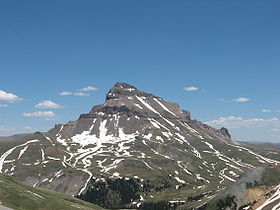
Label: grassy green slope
xmin=0 ymin=174 xmax=103 ymax=210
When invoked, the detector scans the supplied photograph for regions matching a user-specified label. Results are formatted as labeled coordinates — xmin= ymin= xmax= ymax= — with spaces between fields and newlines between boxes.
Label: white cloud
xmin=44 ymin=117 xmax=58 ymax=121
xmin=0 ymin=104 xmax=8 ymax=108
xmin=23 ymin=111 xmax=55 ymax=118
xmin=205 ymin=116 xmax=280 ymax=129
xmin=0 ymin=125 xmax=14 ymax=133
xmin=35 ymin=100 xmax=63 ymax=109
xmin=74 ymin=92 xmax=90 ymax=96
xmin=0 ymin=90 xmax=21 ymax=102
xmin=261 ymin=109 xmax=271 ymax=113
xmin=60 ymin=91 xmax=72 ymax=96
xmin=60 ymin=91 xmax=90 ymax=96
xmin=60 ymin=85 xmax=97 ymax=96
xmin=232 ymin=97 xmax=251 ymax=102
xmin=78 ymin=86 xmax=97 ymax=91
xmin=184 ymin=86 xmax=199 ymax=91
xmin=23 ymin=126 xmax=33 ymax=130
xmin=270 ymin=128 xmax=280 ymax=132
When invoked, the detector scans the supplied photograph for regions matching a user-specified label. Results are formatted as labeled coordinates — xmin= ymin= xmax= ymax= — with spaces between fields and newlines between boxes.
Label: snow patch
xmin=154 ymin=98 xmax=177 ymax=117
xmin=174 ymin=176 xmax=186 ymax=184
xmin=18 ymin=146 xmax=29 ymax=159
xmin=0 ymin=139 xmax=39 ymax=173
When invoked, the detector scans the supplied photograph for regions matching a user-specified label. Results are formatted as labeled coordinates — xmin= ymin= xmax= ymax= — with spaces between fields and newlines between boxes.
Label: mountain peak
xmin=110 ymin=82 xmax=138 ymax=93
xmin=106 ymin=82 xmax=138 ymax=100
xmin=81 ymin=82 xmax=185 ymax=124
xmin=105 ymin=82 xmax=160 ymax=102
xmin=113 ymin=82 xmax=137 ymax=89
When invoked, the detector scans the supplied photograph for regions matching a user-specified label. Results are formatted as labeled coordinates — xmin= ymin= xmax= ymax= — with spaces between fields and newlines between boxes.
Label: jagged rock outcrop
xmin=220 ymin=127 xmax=231 ymax=139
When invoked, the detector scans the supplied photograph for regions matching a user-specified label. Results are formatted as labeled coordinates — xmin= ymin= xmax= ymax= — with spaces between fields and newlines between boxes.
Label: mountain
xmin=0 ymin=82 xmax=279 ymax=209
xmin=245 ymin=141 xmax=280 ymax=149
xmin=0 ymin=133 xmax=31 ymax=141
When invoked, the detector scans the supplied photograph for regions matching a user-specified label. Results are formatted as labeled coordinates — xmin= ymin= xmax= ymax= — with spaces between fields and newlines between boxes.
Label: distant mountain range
xmin=0 ymin=82 xmax=279 ymax=210
xmin=245 ymin=141 xmax=280 ymax=147
xmin=0 ymin=133 xmax=31 ymax=141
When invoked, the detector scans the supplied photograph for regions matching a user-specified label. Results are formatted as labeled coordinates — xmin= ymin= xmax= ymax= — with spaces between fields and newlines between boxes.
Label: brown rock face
xmin=62 ymin=82 xmax=232 ymax=142
xmin=220 ymin=127 xmax=231 ymax=139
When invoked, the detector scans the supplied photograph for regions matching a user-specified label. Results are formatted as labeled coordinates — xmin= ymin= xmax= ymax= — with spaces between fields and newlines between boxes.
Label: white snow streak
xmin=136 ymin=96 xmax=160 ymax=115
xmin=174 ymin=176 xmax=186 ymax=184
xmin=154 ymin=98 xmax=177 ymax=117
xmin=142 ymin=160 xmax=154 ymax=170
xmin=77 ymin=169 xmax=93 ymax=195
xmin=0 ymin=139 xmax=39 ymax=172
xmin=18 ymin=146 xmax=28 ymax=159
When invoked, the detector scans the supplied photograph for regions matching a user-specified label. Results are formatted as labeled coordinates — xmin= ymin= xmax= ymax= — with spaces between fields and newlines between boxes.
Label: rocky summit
xmin=0 ymin=82 xmax=280 ymax=209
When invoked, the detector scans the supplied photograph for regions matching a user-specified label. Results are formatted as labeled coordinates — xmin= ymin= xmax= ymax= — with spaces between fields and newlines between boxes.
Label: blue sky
xmin=0 ymin=0 xmax=280 ymax=142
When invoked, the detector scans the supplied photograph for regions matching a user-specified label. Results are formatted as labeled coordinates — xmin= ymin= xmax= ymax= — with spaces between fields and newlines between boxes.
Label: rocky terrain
xmin=0 ymin=82 xmax=279 ymax=209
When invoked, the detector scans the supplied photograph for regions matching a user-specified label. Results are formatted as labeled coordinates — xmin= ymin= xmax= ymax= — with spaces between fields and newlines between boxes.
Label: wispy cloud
xmin=74 ymin=92 xmax=90 ymax=96
xmin=23 ymin=126 xmax=33 ymax=130
xmin=60 ymin=91 xmax=90 ymax=96
xmin=0 ymin=90 xmax=21 ymax=102
xmin=184 ymin=86 xmax=199 ymax=91
xmin=35 ymin=100 xmax=63 ymax=109
xmin=205 ymin=116 xmax=280 ymax=129
xmin=0 ymin=104 xmax=8 ymax=108
xmin=78 ymin=86 xmax=97 ymax=91
xmin=0 ymin=125 xmax=14 ymax=133
xmin=261 ymin=109 xmax=271 ymax=113
xmin=60 ymin=85 xmax=97 ymax=96
xmin=44 ymin=117 xmax=58 ymax=121
xmin=232 ymin=97 xmax=251 ymax=103
xmin=270 ymin=128 xmax=280 ymax=132
xmin=60 ymin=91 xmax=72 ymax=96
xmin=23 ymin=111 xmax=55 ymax=118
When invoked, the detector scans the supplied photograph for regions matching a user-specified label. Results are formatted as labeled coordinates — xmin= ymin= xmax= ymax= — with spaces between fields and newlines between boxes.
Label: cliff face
xmin=62 ymin=82 xmax=232 ymax=142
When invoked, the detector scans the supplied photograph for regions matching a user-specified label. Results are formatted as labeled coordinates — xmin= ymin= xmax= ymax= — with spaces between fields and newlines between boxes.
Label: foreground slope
xmin=0 ymin=174 xmax=103 ymax=210
xmin=0 ymin=82 xmax=279 ymax=209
